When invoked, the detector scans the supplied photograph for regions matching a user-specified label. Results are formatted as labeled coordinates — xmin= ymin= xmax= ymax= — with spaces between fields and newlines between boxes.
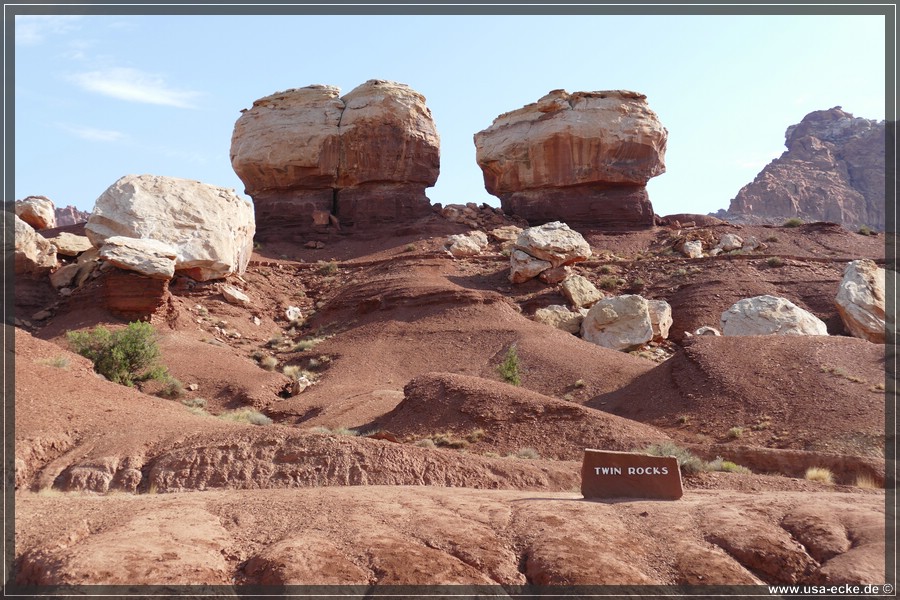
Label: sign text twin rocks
xmin=580 ymin=449 xmax=683 ymax=500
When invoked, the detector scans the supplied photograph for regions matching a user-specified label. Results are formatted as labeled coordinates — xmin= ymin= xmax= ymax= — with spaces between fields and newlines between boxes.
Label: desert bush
xmin=429 ymin=433 xmax=469 ymax=449
xmin=181 ymin=397 xmax=207 ymax=409
xmin=854 ymin=473 xmax=880 ymax=489
xmin=332 ymin=426 xmax=359 ymax=436
xmin=766 ymin=257 xmax=784 ymax=267
xmin=640 ymin=442 xmax=707 ymax=475
xmin=804 ymin=467 xmax=834 ymax=484
xmin=598 ymin=265 xmax=616 ymax=275
xmin=283 ymin=365 xmax=302 ymax=379
xmin=67 ymin=321 xmax=167 ymax=387
xmin=629 ymin=278 xmax=646 ymax=292
xmin=465 ymin=428 xmax=485 ymax=443
xmin=218 ymin=409 xmax=272 ymax=426
xmin=317 ymin=260 xmax=339 ymax=275
xmin=415 ymin=438 xmax=437 ymax=449
xmin=157 ymin=376 xmax=185 ymax=399
xmin=676 ymin=415 xmax=690 ymax=425
xmin=782 ymin=217 xmax=803 ymax=228
xmin=509 ymin=447 xmax=540 ymax=460
xmin=707 ymin=457 xmax=752 ymax=475
xmin=764 ymin=235 xmax=779 ymax=243
xmin=858 ymin=225 xmax=874 ymax=236
xmin=259 ymin=355 xmax=278 ymax=371
xmin=574 ymin=379 xmax=586 ymax=389
xmin=498 ymin=345 xmax=521 ymax=386
xmin=727 ymin=427 xmax=744 ymax=439
xmin=38 ymin=356 xmax=69 ymax=369
xmin=597 ymin=276 xmax=619 ymax=290
xmin=293 ymin=337 xmax=325 ymax=352
xmin=404 ymin=243 xmax=417 ymax=252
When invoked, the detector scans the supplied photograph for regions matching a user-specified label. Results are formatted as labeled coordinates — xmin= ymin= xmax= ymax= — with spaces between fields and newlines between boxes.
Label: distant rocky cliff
xmin=717 ymin=107 xmax=885 ymax=230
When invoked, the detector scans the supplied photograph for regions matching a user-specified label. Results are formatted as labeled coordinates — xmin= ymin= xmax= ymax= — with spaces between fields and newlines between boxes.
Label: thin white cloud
xmin=68 ymin=67 xmax=201 ymax=108
xmin=15 ymin=15 xmax=81 ymax=45
xmin=60 ymin=124 xmax=125 ymax=142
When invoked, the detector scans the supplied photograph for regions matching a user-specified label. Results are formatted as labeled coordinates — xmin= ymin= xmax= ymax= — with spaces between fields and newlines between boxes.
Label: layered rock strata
xmin=230 ymin=80 xmax=439 ymax=238
xmin=474 ymin=89 xmax=667 ymax=228
xmin=721 ymin=107 xmax=885 ymax=230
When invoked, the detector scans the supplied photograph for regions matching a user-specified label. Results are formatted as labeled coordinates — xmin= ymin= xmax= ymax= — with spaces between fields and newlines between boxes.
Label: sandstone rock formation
xmin=231 ymin=80 xmax=439 ymax=237
xmin=47 ymin=232 xmax=92 ymax=257
xmin=533 ymin=305 xmax=587 ymax=334
xmin=581 ymin=295 xmax=654 ymax=351
xmin=99 ymin=236 xmax=178 ymax=280
xmin=445 ymin=231 xmax=489 ymax=258
xmin=15 ymin=196 xmax=56 ymax=230
xmin=720 ymin=295 xmax=828 ymax=336
xmin=14 ymin=215 xmax=57 ymax=275
xmin=86 ymin=174 xmax=255 ymax=281
xmin=720 ymin=107 xmax=885 ymax=230
xmin=509 ymin=222 xmax=591 ymax=284
xmin=648 ymin=299 xmax=673 ymax=341
xmin=561 ymin=275 xmax=602 ymax=309
xmin=835 ymin=260 xmax=885 ymax=343
xmin=55 ymin=205 xmax=91 ymax=226
xmin=474 ymin=89 xmax=667 ymax=228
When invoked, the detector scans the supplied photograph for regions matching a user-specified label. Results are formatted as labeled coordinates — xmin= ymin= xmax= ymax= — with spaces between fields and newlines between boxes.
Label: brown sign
xmin=580 ymin=449 xmax=683 ymax=500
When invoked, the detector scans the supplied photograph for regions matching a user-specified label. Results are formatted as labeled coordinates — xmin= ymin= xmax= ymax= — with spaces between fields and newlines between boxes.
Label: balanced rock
xmin=445 ymin=231 xmax=489 ymax=258
xmin=561 ymin=274 xmax=602 ymax=308
xmin=231 ymin=80 xmax=439 ymax=237
xmin=15 ymin=196 xmax=56 ymax=230
xmin=720 ymin=295 xmax=828 ymax=336
xmin=14 ymin=215 xmax=57 ymax=275
xmin=581 ymin=295 xmax=654 ymax=351
xmin=86 ymin=174 xmax=255 ymax=281
xmin=534 ymin=305 xmax=587 ymax=335
xmin=99 ymin=236 xmax=178 ymax=280
xmin=835 ymin=259 xmax=885 ymax=343
xmin=509 ymin=250 xmax=552 ymax=284
xmin=475 ymin=89 xmax=666 ymax=228
xmin=48 ymin=232 xmax=92 ymax=257
xmin=721 ymin=107 xmax=885 ymax=230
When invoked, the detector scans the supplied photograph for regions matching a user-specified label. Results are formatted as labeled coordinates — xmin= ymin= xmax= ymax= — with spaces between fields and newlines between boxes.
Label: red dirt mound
xmin=370 ymin=372 xmax=671 ymax=460
xmin=596 ymin=335 xmax=885 ymax=456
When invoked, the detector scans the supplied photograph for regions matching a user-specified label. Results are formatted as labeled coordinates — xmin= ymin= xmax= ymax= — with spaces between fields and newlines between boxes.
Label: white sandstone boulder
xmin=835 ymin=259 xmax=885 ymax=343
xmin=720 ymin=295 xmax=828 ymax=336
xmin=581 ymin=294 xmax=654 ymax=351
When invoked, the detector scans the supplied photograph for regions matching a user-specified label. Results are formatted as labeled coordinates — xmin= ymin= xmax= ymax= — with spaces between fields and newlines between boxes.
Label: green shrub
xmin=783 ymin=217 xmax=803 ymax=228
xmin=766 ymin=257 xmax=784 ymax=268
xmin=67 ymin=321 xmax=167 ymax=386
xmin=317 ymin=260 xmax=339 ymax=275
xmin=597 ymin=276 xmax=619 ymax=291
xmin=498 ymin=345 xmax=521 ymax=386
xmin=858 ymin=225 xmax=874 ymax=236
xmin=157 ymin=376 xmax=185 ymax=399
xmin=727 ymin=427 xmax=744 ymax=439
xmin=38 ymin=356 xmax=69 ymax=369
xmin=640 ymin=441 xmax=707 ymax=475
xmin=259 ymin=355 xmax=278 ymax=371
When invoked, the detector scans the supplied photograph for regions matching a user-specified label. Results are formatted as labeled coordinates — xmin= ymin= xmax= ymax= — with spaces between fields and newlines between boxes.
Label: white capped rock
xmin=509 ymin=249 xmax=552 ymax=284
xmin=222 ymin=284 xmax=252 ymax=307
xmin=285 ymin=306 xmax=303 ymax=322
xmin=648 ymin=299 xmax=673 ymax=341
xmin=445 ymin=231 xmax=489 ymax=258
xmin=14 ymin=215 xmax=57 ymax=274
xmin=100 ymin=236 xmax=178 ymax=279
xmin=15 ymin=196 xmax=56 ymax=230
xmin=682 ymin=240 xmax=703 ymax=258
xmin=86 ymin=174 xmax=255 ymax=281
xmin=561 ymin=275 xmax=603 ymax=308
xmin=581 ymin=294 xmax=654 ymax=351
xmin=835 ymin=259 xmax=885 ymax=343
xmin=48 ymin=232 xmax=92 ymax=257
xmin=715 ymin=233 xmax=744 ymax=252
xmin=533 ymin=304 xmax=587 ymax=334
xmin=720 ymin=295 xmax=828 ymax=336
xmin=514 ymin=222 xmax=591 ymax=268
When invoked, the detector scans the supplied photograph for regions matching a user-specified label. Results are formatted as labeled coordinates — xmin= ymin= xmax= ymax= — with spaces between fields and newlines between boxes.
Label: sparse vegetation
xmin=640 ymin=442 xmax=750 ymax=476
xmin=157 ymin=376 xmax=185 ymax=399
xmin=726 ymin=427 xmax=744 ymax=439
xmin=67 ymin=321 xmax=167 ymax=387
xmin=332 ymin=426 xmax=359 ymax=436
xmin=217 ymin=409 xmax=273 ymax=426
xmin=415 ymin=438 xmax=437 ymax=449
xmin=821 ymin=365 xmax=867 ymax=384
xmin=766 ymin=257 xmax=784 ymax=267
xmin=707 ymin=457 xmax=752 ymax=475
xmin=676 ymin=415 xmax=690 ymax=425
xmin=858 ymin=225 xmax=874 ymax=236
xmin=871 ymin=382 xmax=885 ymax=392
xmin=498 ymin=345 xmax=521 ymax=386
xmin=764 ymin=235 xmax=779 ymax=243
xmin=783 ymin=217 xmax=803 ymax=228
xmin=38 ymin=356 xmax=69 ymax=369
xmin=629 ymin=278 xmax=646 ymax=292
xmin=293 ymin=337 xmax=326 ymax=352
xmin=404 ymin=243 xmax=417 ymax=252
xmin=509 ymin=447 xmax=540 ymax=460
xmin=574 ymin=379 xmax=586 ymax=389
xmin=259 ymin=355 xmax=278 ymax=371
xmin=804 ymin=467 xmax=834 ymax=484
xmin=428 ymin=432 xmax=470 ymax=449
xmin=317 ymin=260 xmax=339 ymax=275
xmin=597 ymin=276 xmax=619 ymax=291
xmin=598 ymin=265 xmax=616 ymax=275
xmin=854 ymin=473 xmax=880 ymax=489
xmin=181 ymin=397 xmax=207 ymax=409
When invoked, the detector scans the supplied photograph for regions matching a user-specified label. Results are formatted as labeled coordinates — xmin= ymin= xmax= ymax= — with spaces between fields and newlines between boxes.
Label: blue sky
xmin=13 ymin=11 xmax=887 ymax=218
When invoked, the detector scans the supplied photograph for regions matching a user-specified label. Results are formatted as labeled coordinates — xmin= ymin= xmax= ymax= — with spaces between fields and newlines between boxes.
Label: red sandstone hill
xmin=12 ymin=214 xmax=888 ymax=587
